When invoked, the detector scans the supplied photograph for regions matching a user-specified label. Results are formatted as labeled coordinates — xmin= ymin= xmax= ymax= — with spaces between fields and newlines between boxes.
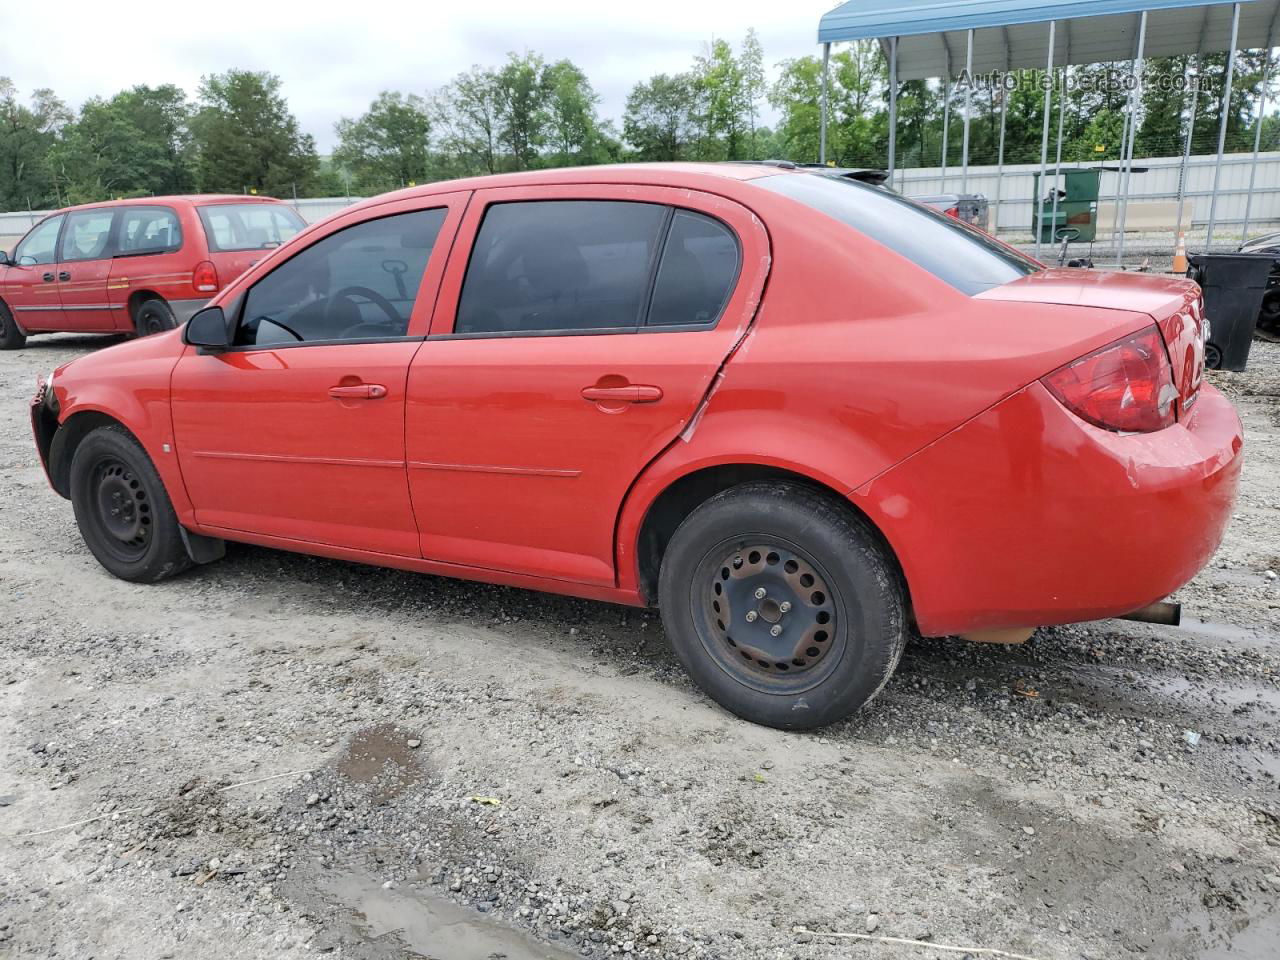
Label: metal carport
xmin=816 ymin=0 xmax=1280 ymax=259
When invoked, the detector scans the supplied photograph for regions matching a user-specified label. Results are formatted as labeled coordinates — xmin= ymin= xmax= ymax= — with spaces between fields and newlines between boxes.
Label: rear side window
xmin=648 ymin=210 xmax=739 ymax=327
xmin=236 ymin=207 xmax=445 ymax=347
xmin=116 ymin=206 xmax=182 ymax=256
xmin=455 ymin=201 xmax=668 ymax=335
xmin=198 ymin=203 xmax=305 ymax=252
xmin=755 ymin=173 xmax=1037 ymax=295
xmin=61 ymin=210 xmax=116 ymax=262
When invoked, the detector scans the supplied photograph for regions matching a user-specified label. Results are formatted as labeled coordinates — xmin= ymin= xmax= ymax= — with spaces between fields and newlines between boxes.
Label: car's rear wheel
xmin=133 ymin=297 xmax=176 ymax=337
xmin=658 ymin=481 xmax=906 ymax=730
xmin=0 ymin=301 xmax=27 ymax=350
xmin=69 ymin=425 xmax=191 ymax=583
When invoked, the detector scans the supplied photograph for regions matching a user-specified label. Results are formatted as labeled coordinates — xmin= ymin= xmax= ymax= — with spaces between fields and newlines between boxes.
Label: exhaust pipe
xmin=1117 ymin=601 xmax=1181 ymax=626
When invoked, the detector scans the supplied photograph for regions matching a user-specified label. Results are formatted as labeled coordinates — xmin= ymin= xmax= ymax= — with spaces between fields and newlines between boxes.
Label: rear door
xmin=1 ymin=215 xmax=65 ymax=331
xmin=109 ymin=205 xmax=189 ymax=328
xmin=56 ymin=207 xmax=119 ymax=331
xmin=404 ymin=184 xmax=769 ymax=585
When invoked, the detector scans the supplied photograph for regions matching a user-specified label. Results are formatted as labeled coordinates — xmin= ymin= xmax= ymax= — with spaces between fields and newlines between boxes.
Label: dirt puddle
xmin=320 ymin=866 xmax=578 ymax=960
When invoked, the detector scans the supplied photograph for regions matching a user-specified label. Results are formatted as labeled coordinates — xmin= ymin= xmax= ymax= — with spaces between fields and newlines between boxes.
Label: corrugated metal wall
xmin=6 ymin=152 xmax=1280 ymax=250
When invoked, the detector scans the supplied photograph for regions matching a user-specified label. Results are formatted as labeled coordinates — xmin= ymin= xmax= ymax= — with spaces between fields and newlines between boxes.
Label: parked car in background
xmin=31 ymin=163 xmax=1240 ymax=729
xmin=0 ymin=195 xmax=305 ymax=350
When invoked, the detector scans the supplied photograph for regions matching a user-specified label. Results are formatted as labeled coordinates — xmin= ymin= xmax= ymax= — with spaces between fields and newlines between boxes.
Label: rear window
xmin=755 ymin=173 xmax=1038 ymax=295
xmin=197 ymin=203 xmax=305 ymax=253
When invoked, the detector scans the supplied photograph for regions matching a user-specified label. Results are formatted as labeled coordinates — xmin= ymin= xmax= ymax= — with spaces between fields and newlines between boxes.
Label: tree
xmin=0 ymin=78 xmax=69 ymax=210
xmin=436 ymin=66 xmax=501 ymax=175
xmin=494 ymin=53 xmax=550 ymax=170
xmin=740 ymin=29 xmax=766 ymax=158
xmin=544 ymin=59 xmax=606 ymax=164
xmin=623 ymin=73 xmax=700 ymax=161
xmin=50 ymin=85 xmax=194 ymax=204
xmin=334 ymin=91 xmax=432 ymax=193
xmin=190 ymin=70 xmax=317 ymax=196
xmin=693 ymin=38 xmax=748 ymax=160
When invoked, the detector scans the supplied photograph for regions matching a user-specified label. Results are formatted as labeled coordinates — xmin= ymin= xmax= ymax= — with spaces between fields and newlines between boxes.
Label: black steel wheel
xmin=69 ymin=425 xmax=192 ymax=582
xmin=133 ymin=297 xmax=176 ymax=337
xmin=1205 ymin=342 xmax=1223 ymax=370
xmin=0 ymin=300 xmax=26 ymax=350
xmin=659 ymin=481 xmax=907 ymax=730
xmin=697 ymin=539 xmax=843 ymax=695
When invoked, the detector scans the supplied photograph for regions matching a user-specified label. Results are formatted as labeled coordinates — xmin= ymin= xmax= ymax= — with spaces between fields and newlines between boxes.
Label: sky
xmin=0 ymin=0 xmax=840 ymax=153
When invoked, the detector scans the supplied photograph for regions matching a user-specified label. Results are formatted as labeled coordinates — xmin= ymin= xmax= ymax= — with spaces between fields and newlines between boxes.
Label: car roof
xmin=51 ymin=194 xmax=287 ymax=215
xmin=346 ymin=163 xmax=793 ymax=213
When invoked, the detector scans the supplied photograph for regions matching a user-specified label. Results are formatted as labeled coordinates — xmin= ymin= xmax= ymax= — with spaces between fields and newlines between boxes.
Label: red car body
xmin=0 ymin=195 xmax=304 ymax=341
xmin=31 ymin=163 xmax=1242 ymax=643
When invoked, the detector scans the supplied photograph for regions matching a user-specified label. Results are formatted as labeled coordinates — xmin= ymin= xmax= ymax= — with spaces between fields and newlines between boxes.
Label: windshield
xmin=197 ymin=203 xmax=305 ymax=253
xmin=755 ymin=173 xmax=1039 ymax=296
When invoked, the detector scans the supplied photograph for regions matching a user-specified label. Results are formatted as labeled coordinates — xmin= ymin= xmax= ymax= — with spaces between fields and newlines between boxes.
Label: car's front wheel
xmin=0 ymin=301 xmax=27 ymax=350
xmin=69 ymin=425 xmax=191 ymax=582
xmin=658 ymin=482 xmax=906 ymax=730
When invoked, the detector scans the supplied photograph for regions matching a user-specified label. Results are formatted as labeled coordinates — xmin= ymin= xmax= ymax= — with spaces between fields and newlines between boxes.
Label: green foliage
xmin=334 ymin=91 xmax=432 ymax=195
xmin=190 ymin=70 xmax=318 ymax=196
xmin=623 ymin=73 xmax=701 ymax=161
xmin=0 ymin=78 xmax=69 ymax=210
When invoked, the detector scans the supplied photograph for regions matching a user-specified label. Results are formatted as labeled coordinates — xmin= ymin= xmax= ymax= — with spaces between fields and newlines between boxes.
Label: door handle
xmin=42 ymin=272 xmax=54 ymax=283
xmin=58 ymin=271 xmax=70 ymax=282
xmin=328 ymin=383 xmax=387 ymax=400
xmin=581 ymin=384 xmax=664 ymax=404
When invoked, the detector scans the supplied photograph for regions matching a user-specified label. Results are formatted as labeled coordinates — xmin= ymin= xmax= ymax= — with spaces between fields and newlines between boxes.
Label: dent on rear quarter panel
xmin=53 ymin=330 xmax=193 ymax=524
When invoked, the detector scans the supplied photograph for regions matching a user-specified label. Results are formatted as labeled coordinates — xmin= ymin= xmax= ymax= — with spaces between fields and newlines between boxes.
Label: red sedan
xmin=29 ymin=164 xmax=1243 ymax=729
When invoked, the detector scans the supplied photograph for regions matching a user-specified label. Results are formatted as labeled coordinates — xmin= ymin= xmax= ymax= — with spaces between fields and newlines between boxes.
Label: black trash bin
xmin=1186 ymin=253 xmax=1274 ymax=371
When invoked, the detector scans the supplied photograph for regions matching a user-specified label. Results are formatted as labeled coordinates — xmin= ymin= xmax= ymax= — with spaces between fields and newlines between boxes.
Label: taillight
xmin=945 ymin=206 xmax=960 ymax=218
xmin=1042 ymin=325 xmax=1178 ymax=433
xmin=193 ymin=260 xmax=219 ymax=293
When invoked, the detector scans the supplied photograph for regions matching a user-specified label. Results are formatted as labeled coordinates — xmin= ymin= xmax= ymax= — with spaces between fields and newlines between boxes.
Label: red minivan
xmin=0 ymin=195 xmax=305 ymax=349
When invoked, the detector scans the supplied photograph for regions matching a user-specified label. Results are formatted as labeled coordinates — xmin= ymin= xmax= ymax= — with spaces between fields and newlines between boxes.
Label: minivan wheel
xmin=0 ymin=301 xmax=26 ymax=350
xmin=658 ymin=482 xmax=906 ymax=730
xmin=133 ymin=297 xmax=176 ymax=337
xmin=69 ymin=425 xmax=192 ymax=583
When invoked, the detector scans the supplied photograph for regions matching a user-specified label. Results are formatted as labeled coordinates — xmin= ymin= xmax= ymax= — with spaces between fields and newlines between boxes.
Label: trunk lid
xmin=977 ymin=269 xmax=1207 ymax=416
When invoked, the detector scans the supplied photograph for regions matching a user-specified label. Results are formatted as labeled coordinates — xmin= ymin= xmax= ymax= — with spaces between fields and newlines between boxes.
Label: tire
xmin=658 ymin=482 xmax=906 ymax=730
xmin=69 ymin=425 xmax=192 ymax=583
xmin=133 ymin=297 xmax=176 ymax=337
xmin=0 ymin=300 xmax=26 ymax=350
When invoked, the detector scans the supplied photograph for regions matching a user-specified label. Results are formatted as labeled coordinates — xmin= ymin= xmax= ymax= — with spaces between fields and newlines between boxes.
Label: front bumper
xmin=30 ymin=376 xmax=61 ymax=494
xmin=852 ymin=380 xmax=1244 ymax=637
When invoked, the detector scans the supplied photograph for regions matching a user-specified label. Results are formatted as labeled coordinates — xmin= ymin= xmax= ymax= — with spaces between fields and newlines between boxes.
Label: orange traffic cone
xmin=1173 ymin=232 xmax=1188 ymax=274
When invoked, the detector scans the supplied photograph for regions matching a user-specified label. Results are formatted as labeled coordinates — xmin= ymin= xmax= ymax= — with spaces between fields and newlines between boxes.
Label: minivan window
xmin=60 ymin=210 xmax=116 ymax=262
xmin=648 ymin=210 xmax=739 ymax=327
xmin=117 ymin=206 xmax=182 ymax=256
xmin=455 ymin=200 xmax=668 ymax=335
xmin=14 ymin=215 xmax=64 ymax=266
xmin=236 ymin=207 xmax=445 ymax=347
xmin=198 ymin=203 xmax=305 ymax=253
xmin=755 ymin=173 xmax=1039 ymax=295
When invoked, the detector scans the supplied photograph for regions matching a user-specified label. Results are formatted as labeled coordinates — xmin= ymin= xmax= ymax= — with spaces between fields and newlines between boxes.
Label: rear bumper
xmin=169 ymin=298 xmax=209 ymax=326
xmin=852 ymin=381 xmax=1244 ymax=636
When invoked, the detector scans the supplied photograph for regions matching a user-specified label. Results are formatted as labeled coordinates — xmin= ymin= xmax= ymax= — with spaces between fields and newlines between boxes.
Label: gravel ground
xmin=1 ymin=336 xmax=1278 ymax=960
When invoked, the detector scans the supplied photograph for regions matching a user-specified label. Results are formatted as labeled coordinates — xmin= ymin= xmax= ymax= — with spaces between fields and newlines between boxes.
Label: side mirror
xmin=184 ymin=305 xmax=232 ymax=352
xmin=0 ymin=250 xmax=10 ymax=267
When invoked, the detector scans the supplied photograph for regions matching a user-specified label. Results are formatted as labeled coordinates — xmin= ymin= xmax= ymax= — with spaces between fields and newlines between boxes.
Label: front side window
xmin=199 ymin=203 xmax=305 ymax=252
xmin=236 ymin=207 xmax=445 ymax=347
xmin=14 ymin=215 xmax=64 ymax=266
xmin=60 ymin=209 xmax=117 ymax=262
xmin=117 ymin=206 xmax=182 ymax=256
xmin=755 ymin=173 xmax=1038 ymax=295
xmin=455 ymin=201 xmax=668 ymax=335
xmin=648 ymin=210 xmax=740 ymax=327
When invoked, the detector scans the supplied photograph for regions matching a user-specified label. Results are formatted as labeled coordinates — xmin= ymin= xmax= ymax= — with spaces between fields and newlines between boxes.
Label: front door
xmin=405 ymin=185 xmax=770 ymax=585
xmin=1 ymin=215 xmax=65 ymax=331
xmin=171 ymin=194 xmax=466 ymax=557
xmin=56 ymin=208 xmax=119 ymax=331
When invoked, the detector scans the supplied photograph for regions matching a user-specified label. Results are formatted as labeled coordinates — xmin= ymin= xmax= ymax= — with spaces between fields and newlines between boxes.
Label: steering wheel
xmin=330 ymin=285 xmax=402 ymax=327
